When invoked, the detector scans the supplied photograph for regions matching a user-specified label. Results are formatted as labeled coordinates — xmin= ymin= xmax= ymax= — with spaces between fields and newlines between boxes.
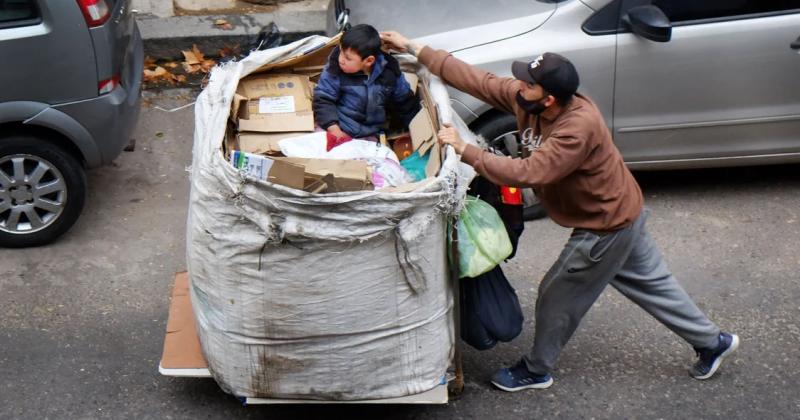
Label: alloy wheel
xmin=0 ymin=154 xmax=67 ymax=235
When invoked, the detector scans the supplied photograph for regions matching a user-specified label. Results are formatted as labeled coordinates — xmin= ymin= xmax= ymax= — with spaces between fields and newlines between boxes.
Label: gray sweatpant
xmin=523 ymin=208 xmax=720 ymax=375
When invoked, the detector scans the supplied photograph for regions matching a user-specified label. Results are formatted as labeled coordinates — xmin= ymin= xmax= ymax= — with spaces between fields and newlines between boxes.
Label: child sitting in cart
xmin=313 ymin=24 xmax=420 ymax=145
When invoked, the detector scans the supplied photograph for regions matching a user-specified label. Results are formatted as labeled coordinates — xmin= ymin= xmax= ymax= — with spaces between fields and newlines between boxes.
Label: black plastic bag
xmin=460 ymin=265 xmax=524 ymax=350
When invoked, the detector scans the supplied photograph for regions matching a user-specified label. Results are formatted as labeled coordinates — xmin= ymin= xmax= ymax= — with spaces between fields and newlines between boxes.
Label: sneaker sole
xmin=692 ymin=334 xmax=740 ymax=380
xmin=491 ymin=377 xmax=553 ymax=392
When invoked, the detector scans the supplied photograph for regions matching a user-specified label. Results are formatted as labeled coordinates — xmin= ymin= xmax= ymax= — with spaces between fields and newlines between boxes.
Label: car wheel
xmin=472 ymin=114 xmax=546 ymax=221
xmin=0 ymin=135 xmax=87 ymax=248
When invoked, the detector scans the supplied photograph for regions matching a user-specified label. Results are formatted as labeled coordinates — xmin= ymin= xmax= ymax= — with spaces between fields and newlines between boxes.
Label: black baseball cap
xmin=511 ymin=52 xmax=579 ymax=99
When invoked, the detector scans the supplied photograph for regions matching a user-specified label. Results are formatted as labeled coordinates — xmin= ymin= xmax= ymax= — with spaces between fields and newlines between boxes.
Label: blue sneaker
xmin=690 ymin=332 xmax=739 ymax=380
xmin=491 ymin=360 xmax=553 ymax=391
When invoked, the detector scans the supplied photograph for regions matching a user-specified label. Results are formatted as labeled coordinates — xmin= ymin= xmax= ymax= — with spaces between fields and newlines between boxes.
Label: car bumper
xmin=52 ymin=25 xmax=143 ymax=168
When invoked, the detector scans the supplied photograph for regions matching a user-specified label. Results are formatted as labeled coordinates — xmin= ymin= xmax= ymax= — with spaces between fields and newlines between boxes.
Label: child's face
xmin=339 ymin=47 xmax=375 ymax=74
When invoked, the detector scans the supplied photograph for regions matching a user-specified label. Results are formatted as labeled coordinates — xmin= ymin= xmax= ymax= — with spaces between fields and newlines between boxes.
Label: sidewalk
xmin=137 ymin=0 xmax=329 ymax=60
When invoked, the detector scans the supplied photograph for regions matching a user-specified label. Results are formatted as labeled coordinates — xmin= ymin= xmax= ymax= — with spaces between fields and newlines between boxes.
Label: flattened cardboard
xmin=238 ymin=111 xmax=315 ymax=133
xmin=254 ymin=34 xmax=342 ymax=73
xmin=267 ymin=159 xmax=306 ymax=190
xmin=237 ymin=132 xmax=307 ymax=155
xmin=403 ymin=72 xmax=419 ymax=94
xmin=425 ymin=142 xmax=441 ymax=178
xmin=231 ymin=151 xmax=306 ymax=190
xmin=275 ymin=157 xmax=372 ymax=192
xmin=161 ymin=272 xmax=208 ymax=370
xmin=230 ymin=93 xmax=248 ymax=122
xmin=409 ymin=107 xmax=436 ymax=155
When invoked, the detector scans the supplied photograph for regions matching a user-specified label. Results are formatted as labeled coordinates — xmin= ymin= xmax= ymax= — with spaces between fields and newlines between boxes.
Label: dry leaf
xmin=182 ymin=50 xmax=200 ymax=65
xmin=219 ymin=45 xmax=241 ymax=58
xmin=143 ymin=66 xmax=179 ymax=84
xmin=201 ymin=59 xmax=216 ymax=72
xmin=163 ymin=61 xmax=179 ymax=69
xmin=214 ymin=19 xmax=234 ymax=30
xmin=183 ymin=62 xmax=201 ymax=74
xmin=192 ymin=45 xmax=205 ymax=62
xmin=144 ymin=56 xmax=157 ymax=70
xmin=175 ymin=75 xmax=187 ymax=83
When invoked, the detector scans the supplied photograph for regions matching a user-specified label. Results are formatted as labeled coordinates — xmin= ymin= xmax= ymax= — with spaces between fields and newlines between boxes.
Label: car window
xmin=653 ymin=0 xmax=800 ymax=23
xmin=0 ymin=0 xmax=38 ymax=26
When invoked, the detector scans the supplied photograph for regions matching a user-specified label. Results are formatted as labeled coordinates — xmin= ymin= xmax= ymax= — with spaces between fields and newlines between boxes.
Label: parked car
xmin=0 ymin=0 xmax=143 ymax=247
xmin=328 ymin=0 xmax=800 ymax=219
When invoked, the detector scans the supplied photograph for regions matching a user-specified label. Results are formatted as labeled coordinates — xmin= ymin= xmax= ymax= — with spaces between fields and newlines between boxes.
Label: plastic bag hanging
xmin=449 ymin=196 xmax=513 ymax=278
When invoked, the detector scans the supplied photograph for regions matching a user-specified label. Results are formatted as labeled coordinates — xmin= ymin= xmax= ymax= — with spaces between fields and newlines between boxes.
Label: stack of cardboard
xmin=224 ymin=37 xmax=442 ymax=194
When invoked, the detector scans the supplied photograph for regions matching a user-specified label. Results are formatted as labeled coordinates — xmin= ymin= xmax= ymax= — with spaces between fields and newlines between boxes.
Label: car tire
xmin=472 ymin=114 xmax=547 ymax=221
xmin=0 ymin=135 xmax=87 ymax=248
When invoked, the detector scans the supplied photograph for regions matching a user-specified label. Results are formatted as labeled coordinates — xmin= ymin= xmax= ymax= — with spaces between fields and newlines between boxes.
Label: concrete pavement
xmin=137 ymin=0 xmax=328 ymax=60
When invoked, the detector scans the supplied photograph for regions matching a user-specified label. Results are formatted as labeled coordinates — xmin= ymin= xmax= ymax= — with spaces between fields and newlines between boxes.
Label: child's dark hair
xmin=341 ymin=24 xmax=382 ymax=60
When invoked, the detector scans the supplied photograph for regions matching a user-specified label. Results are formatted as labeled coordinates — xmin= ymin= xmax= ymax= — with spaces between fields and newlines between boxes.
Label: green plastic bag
xmin=449 ymin=196 xmax=513 ymax=278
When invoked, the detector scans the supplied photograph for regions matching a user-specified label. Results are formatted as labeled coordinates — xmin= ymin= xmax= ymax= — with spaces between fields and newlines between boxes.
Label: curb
xmin=137 ymin=0 xmax=329 ymax=60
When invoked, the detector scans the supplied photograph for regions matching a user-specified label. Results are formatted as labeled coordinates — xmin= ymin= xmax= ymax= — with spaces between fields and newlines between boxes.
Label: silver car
xmin=0 ymin=0 xmax=143 ymax=247
xmin=329 ymin=0 xmax=800 ymax=215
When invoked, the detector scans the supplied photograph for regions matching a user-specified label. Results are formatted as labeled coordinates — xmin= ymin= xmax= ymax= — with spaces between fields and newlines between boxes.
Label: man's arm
xmin=438 ymin=124 xmax=591 ymax=188
xmin=381 ymin=31 xmax=520 ymax=114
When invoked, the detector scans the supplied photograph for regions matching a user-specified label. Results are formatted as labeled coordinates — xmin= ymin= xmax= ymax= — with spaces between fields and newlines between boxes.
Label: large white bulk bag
xmin=186 ymin=35 xmax=476 ymax=400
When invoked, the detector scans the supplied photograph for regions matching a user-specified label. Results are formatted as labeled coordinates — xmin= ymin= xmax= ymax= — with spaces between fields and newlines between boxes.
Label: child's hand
xmin=327 ymin=124 xmax=347 ymax=139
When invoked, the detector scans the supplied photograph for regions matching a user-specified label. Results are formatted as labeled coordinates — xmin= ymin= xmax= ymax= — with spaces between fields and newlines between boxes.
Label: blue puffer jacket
xmin=313 ymin=47 xmax=420 ymax=138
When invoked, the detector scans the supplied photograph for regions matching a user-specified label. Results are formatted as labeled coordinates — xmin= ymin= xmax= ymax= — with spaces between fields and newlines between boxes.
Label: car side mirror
xmin=622 ymin=5 xmax=672 ymax=42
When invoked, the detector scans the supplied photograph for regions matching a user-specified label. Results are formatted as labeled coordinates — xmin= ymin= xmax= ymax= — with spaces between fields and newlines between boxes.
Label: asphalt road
xmin=2 ymin=90 xmax=799 ymax=419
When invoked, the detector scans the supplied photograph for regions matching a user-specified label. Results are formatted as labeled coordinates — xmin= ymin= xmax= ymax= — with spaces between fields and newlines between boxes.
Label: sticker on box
xmin=259 ymin=96 xmax=296 ymax=114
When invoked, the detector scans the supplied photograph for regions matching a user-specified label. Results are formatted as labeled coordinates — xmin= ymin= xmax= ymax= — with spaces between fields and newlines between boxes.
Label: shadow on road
xmin=632 ymin=163 xmax=800 ymax=193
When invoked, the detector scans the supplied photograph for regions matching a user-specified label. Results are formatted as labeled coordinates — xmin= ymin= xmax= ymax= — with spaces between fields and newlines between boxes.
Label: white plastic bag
xmin=279 ymin=132 xmax=399 ymax=162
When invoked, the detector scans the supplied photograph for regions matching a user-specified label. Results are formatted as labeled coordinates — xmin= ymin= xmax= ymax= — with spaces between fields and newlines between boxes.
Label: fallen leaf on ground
xmin=214 ymin=19 xmax=234 ymax=30
xmin=144 ymin=56 xmax=157 ymax=70
xmin=182 ymin=49 xmax=201 ymax=65
xmin=219 ymin=45 xmax=242 ymax=58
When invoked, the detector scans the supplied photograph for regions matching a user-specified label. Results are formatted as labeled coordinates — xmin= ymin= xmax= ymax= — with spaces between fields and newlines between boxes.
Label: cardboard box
xmin=236 ymin=132 xmax=308 ymax=155
xmin=235 ymin=73 xmax=315 ymax=133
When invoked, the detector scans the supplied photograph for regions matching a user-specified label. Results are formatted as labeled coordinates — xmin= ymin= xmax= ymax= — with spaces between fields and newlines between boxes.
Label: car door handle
xmin=791 ymin=36 xmax=800 ymax=50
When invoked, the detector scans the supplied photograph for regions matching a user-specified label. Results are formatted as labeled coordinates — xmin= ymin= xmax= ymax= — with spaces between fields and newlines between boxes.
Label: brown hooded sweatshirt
xmin=418 ymin=46 xmax=642 ymax=232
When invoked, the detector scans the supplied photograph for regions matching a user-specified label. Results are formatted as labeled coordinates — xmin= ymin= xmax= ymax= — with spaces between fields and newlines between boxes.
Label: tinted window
xmin=0 ymin=0 xmax=37 ymax=25
xmin=653 ymin=0 xmax=800 ymax=23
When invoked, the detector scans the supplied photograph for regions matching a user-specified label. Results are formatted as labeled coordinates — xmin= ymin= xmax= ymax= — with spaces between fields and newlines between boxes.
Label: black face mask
xmin=516 ymin=91 xmax=548 ymax=115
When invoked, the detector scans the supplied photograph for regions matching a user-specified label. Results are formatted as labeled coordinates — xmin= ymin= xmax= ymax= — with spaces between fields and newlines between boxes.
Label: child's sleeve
xmin=313 ymin=67 xmax=341 ymax=129
xmin=391 ymin=73 xmax=421 ymax=128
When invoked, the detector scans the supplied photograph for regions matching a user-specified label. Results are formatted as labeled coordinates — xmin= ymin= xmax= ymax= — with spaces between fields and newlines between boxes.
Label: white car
xmin=328 ymin=0 xmax=800 ymax=218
